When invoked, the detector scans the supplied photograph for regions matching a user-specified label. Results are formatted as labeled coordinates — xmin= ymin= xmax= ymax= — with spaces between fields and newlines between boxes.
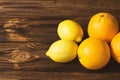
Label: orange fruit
xmin=77 ymin=37 xmax=111 ymax=70
xmin=88 ymin=12 xmax=119 ymax=42
xmin=110 ymin=32 xmax=120 ymax=63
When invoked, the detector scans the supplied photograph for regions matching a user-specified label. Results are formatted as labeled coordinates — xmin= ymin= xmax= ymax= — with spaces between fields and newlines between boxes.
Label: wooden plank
xmin=0 ymin=42 xmax=49 ymax=50
xmin=0 ymin=71 xmax=120 ymax=80
xmin=0 ymin=57 xmax=120 ymax=80
xmin=0 ymin=27 xmax=59 ymax=42
xmin=0 ymin=0 xmax=120 ymax=23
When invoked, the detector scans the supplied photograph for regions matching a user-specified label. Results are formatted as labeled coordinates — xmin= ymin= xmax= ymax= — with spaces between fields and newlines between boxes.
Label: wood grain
xmin=0 ymin=0 xmax=120 ymax=80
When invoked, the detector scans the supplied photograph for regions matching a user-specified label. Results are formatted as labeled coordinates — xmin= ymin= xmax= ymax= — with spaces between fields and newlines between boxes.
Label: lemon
xmin=57 ymin=20 xmax=84 ymax=42
xmin=77 ymin=37 xmax=110 ymax=70
xmin=46 ymin=40 xmax=78 ymax=63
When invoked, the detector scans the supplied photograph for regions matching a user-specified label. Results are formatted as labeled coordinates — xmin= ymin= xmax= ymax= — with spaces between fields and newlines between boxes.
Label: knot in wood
xmin=3 ymin=18 xmax=28 ymax=33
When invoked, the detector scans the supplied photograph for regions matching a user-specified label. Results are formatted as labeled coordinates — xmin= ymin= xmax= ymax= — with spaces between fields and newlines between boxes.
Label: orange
xmin=88 ymin=12 xmax=119 ymax=42
xmin=110 ymin=32 xmax=120 ymax=63
xmin=77 ymin=37 xmax=111 ymax=70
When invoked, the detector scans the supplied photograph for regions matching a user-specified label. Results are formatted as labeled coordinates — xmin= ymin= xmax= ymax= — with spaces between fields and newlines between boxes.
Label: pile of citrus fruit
xmin=46 ymin=12 xmax=120 ymax=70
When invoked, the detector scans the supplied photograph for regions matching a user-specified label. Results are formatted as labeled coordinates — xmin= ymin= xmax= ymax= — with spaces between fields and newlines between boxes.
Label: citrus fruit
xmin=110 ymin=32 xmax=120 ymax=63
xmin=46 ymin=40 xmax=78 ymax=63
xmin=77 ymin=37 xmax=111 ymax=70
xmin=88 ymin=12 xmax=119 ymax=42
xmin=57 ymin=20 xmax=84 ymax=42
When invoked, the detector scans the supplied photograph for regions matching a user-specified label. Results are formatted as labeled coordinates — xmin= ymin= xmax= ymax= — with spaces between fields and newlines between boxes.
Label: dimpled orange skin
xmin=88 ymin=12 xmax=119 ymax=42
xmin=110 ymin=32 xmax=120 ymax=63
xmin=77 ymin=37 xmax=111 ymax=70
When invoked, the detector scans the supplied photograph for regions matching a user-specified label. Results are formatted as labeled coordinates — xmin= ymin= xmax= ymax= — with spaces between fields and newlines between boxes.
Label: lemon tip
xmin=46 ymin=51 xmax=50 ymax=57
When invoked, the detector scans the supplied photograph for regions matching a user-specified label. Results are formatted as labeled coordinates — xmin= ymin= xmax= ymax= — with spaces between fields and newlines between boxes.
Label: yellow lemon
xmin=77 ymin=37 xmax=110 ymax=70
xmin=46 ymin=40 xmax=78 ymax=63
xmin=110 ymin=32 xmax=120 ymax=63
xmin=57 ymin=20 xmax=84 ymax=42
xmin=88 ymin=12 xmax=119 ymax=42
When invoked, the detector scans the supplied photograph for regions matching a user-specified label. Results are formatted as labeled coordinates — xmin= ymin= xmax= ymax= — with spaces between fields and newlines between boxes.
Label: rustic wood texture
xmin=0 ymin=0 xmax=120 ymax=80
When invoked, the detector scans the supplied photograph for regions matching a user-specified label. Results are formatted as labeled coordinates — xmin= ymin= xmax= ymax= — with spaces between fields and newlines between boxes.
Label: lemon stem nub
xmin=76 ymin=37 xmax=82 ymax=42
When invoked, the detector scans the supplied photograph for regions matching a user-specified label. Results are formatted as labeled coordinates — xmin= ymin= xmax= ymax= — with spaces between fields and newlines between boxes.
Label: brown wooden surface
xmin=0 ymin=0 xmax=120 ymax=80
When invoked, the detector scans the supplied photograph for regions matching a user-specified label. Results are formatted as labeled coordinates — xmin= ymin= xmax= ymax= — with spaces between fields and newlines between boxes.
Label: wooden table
xmin=0 ymin=0 xmax=120 ymax=80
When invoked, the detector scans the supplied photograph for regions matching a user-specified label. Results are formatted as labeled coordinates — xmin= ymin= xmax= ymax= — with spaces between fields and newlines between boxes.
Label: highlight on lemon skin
xmin=46 ymin=40 xmax=78 ymax=63
xmin=57 ymin=20 xmax=84 ymax=43
xmin=88 ymin=12 xmax=119 ymax=42
xmin=110 ymin=32 xmax=120 ymax=64
xmin=77 ymin=37 xmax=111 ymax=70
